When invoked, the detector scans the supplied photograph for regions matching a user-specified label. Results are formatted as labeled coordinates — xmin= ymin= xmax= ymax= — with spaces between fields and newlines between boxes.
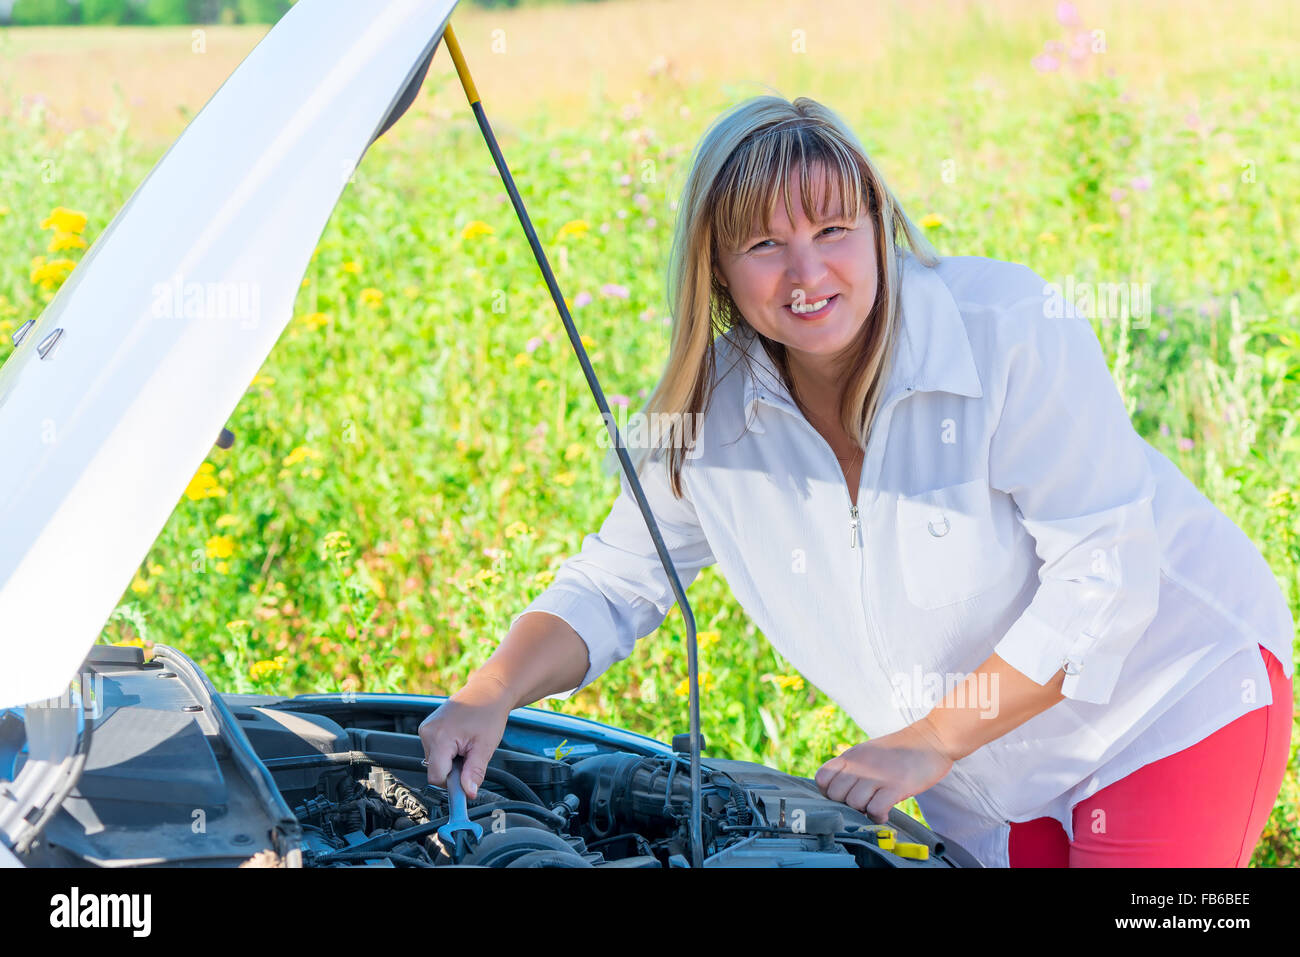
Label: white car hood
xmin=0 ymin=0 xmax=459 ymax=709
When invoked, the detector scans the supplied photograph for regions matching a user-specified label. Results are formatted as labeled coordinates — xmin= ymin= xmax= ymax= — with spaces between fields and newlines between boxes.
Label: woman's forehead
xmin=754 ymin=171 xmax=858 ymax=225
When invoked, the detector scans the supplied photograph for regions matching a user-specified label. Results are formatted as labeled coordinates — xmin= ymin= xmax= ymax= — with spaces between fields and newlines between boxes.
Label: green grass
xmin=2 ymin=2 xmax=1299 ymax=865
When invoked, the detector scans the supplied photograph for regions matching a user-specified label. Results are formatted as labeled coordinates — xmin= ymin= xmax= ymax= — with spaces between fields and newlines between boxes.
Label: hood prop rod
xmin=441 ymin=22 xmax=706 ymax=868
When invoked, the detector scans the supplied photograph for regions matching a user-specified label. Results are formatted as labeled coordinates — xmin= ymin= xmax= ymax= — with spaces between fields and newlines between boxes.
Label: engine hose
xmin=661 ymin=757 xmax=679 ymax=818
xmin=265 ymin=750 xmax=546 ymax=805
xmin=315 ymin=799 xmax=568 ymax=859
xmin=506 ymin=850 xmax=593 ymax=868
xmin=728 ymin=784 xmax=753 ymax=825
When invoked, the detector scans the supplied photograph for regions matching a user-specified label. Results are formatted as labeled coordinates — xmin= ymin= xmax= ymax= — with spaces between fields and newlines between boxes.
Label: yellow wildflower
xmin=250 ymin=655 xmax=287 ymax=682
xmin=579 ymin=334 xmax=595 ymax=349
xmin=29 ymin=257 xmax=77 ymax=287
xmin=533 ymin=569 xmax=555 ymax=586
xmin=40 ymin=207 xmax=87 ymax=234
xmin=341 ymin=260 xmax=361 ymax=274
xmin=1083 ymin=222 xmax=1113 ymax=236
xmin=130 ymin=575 xmax=149 ymax=594
xmin=205 ymin=535 xmax=235 ymax=559
xmin=696 ymin=630 xmax=720 ymax=647
xmin=183 ymin=462 xmax=226 ymax=500
xmin=554 ymin=470 xmax=577 ymax=487
xmin=148 ymin=564 xmax=164 ymax=575
xmin=918 ymin=213 xmax=944 ymax=229
xmin=504 ymin=520 xmax=530 ymax=538
xmin=564 ymin=442 xmax=585 ymax=461
xmin=513 ymin=352 xmax=532 ymax=368
xmin=47 ymin=230 xmax=87 ymax=253
xmin=403 ymin=285 xmax=420 ymax=299
xmin=215 ymin=514 xmax=239 ymax=528
xmin=510 ymin=461 xmax=528 ymax=474
xmin=113 ymin=637 xmax=145 ymax=648
xmin=1036 ymin=231 xmax=1058 ymax=244
xmin=0 ymin=204 xmax=10 ymax=216
xmin=461 ymin=220 xmax=495 ymax=240
xmin=675 ymin=673 xmax=716 ymax=697
xmin=214 ymin=561 xmax=229 ymax=574
xmin=766 ymin=674 xmax=804 ymax=691
xmin=300 ymin=311 xmax=331 ymax=330
xmin=282 ymin=446 xmax=322 ymax=467
xmin=359 ymin=287 xmax=383 ymax=308
xmin=555 ymin=219 xmax=590 ymax=241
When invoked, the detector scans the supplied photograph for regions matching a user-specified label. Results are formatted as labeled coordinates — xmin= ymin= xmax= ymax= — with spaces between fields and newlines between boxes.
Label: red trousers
xmin=1009 ymin=643 xmax=1294 ymax=867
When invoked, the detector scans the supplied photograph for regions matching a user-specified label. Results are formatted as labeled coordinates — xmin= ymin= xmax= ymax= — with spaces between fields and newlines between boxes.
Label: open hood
xmin=0 ymin=0 xmax=460 ymax=709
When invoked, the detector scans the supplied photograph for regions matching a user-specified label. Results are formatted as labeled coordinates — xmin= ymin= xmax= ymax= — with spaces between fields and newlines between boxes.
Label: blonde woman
xmin=421 ymin=95 xmax=1294 ymax=868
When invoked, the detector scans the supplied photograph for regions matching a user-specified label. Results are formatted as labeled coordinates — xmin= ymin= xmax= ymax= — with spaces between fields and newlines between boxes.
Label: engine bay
xmin=13 ymin=644 xmax=980 ymax=868
xmin=239 ymin=699 xmax=977 ymax=868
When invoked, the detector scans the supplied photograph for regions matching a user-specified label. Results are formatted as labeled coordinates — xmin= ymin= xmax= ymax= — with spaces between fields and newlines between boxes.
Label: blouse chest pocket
xmin=895 ymin=478 xmax=1017 ymax=610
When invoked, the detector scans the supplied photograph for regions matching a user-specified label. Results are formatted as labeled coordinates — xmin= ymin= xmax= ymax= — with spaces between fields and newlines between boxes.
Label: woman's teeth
xmin=787 ymin=294 xmax=836 ymax=316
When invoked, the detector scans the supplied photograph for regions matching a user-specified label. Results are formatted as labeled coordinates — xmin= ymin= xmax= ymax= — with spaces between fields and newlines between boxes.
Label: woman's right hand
xmin=417 ymin=674 xmax=514 ymax=800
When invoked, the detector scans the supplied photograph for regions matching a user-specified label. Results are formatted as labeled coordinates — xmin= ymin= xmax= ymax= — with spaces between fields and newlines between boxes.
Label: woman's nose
xmin=784 ymin=244 xmax=830 ymax=288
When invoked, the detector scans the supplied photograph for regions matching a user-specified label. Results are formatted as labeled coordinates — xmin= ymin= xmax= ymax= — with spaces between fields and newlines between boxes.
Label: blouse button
xmin=1062 ymin=656 xmax=1083 ymax=676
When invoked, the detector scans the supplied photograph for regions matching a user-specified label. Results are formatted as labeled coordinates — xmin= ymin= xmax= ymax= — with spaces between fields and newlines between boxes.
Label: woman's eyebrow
xmin=745 ymin=208 xmax=849 ymax=239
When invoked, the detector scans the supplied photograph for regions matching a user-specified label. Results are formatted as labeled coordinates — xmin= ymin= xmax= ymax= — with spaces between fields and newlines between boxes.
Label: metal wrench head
xmin=436 ymin=754 xmax=484 ymax=857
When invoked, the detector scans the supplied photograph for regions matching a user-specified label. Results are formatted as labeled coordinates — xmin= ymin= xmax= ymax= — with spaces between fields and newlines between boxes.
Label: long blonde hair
xmin=622 ymin=94 xmax=939 ymax=499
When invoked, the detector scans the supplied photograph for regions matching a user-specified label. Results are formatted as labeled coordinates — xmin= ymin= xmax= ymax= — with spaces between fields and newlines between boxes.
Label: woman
xmin=420 ymin=95 xmax=1295 ymax=867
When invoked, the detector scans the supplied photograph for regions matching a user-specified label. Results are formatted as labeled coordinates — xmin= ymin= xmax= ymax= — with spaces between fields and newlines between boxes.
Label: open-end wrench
xmin=436 ymin=754 xmax=483 ymax=862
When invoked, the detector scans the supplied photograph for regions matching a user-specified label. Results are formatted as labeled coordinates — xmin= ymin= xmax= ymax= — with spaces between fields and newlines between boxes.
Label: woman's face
xmin=714 ymin=164 xmax=878 ymax=390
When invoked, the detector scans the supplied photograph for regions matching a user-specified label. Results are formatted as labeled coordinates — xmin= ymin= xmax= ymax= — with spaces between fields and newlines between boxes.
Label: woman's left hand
xmin=814 ymin=722 xmax=955 ymax=824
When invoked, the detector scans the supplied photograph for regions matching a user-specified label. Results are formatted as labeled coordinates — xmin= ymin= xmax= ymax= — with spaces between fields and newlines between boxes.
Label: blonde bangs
xmin=709 ymin=126 xmax=869 ymax=259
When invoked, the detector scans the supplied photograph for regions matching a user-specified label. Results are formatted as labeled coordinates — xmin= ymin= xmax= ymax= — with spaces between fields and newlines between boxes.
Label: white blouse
xmin=511 ymin=250 xmax=1295 ymax=867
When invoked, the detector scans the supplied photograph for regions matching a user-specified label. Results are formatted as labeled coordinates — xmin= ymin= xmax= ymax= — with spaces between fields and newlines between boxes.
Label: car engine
xmin=12 ymin=645 xmax=979 ymax=868
xmin=237 ymin=698 xmax=979 ymax=868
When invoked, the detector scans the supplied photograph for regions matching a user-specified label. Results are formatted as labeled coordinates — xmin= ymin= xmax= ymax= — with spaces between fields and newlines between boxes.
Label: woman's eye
xmin=748 ymin=227 xmax=845 ymax=251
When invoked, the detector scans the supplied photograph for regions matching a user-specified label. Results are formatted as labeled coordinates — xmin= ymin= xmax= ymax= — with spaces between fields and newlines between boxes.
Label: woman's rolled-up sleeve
xmin=988 ymin=298 xmax=1162 ymax=705
xmin=509 ymin=449 xmax=716 ymax=700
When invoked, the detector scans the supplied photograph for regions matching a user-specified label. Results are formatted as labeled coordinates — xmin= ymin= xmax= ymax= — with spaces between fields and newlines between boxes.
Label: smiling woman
xmin=639 ymin=98 xmax=938 ymax=499
xmin=449 ymin=92 xmax=1295 ymax=870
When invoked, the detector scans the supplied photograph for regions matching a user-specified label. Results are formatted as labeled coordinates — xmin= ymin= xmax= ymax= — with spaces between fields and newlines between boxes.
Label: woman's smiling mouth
xmin=785 ymin=293 xmax=839 ymax=320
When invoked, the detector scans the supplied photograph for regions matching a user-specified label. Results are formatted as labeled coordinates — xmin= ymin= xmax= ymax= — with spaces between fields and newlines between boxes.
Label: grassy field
xmin=2 ymin=0 xmax=1299 ymax=865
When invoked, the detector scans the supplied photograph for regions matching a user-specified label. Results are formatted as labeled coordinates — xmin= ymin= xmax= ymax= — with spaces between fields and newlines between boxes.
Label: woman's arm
xmin=911 ymin=651 xmax=1067 ymax=762
xmin=470 ymin=610 xmax=592 ymax=711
